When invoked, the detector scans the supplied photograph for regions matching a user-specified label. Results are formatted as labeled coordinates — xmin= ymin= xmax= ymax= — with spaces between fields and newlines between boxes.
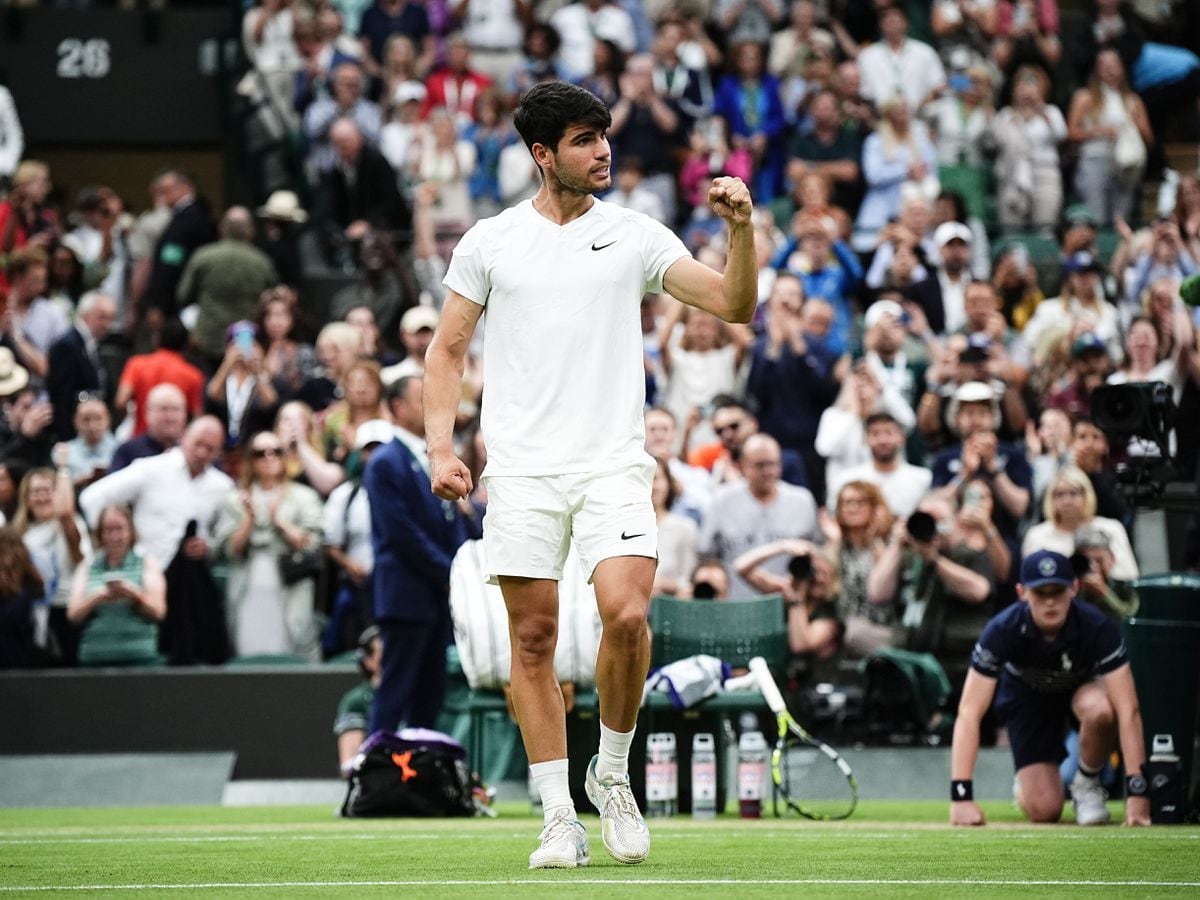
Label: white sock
xmin=530 ymin=759 xmax=574 ymax=824
xmin=596 ymin=721 xmax=636 ymax=780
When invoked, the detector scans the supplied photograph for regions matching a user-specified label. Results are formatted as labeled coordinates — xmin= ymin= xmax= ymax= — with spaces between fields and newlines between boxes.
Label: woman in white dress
xmin=214 ymin=430 xmax=324 ymax=661
xmin=1067 ymin=49 xmax=1153 ymax=225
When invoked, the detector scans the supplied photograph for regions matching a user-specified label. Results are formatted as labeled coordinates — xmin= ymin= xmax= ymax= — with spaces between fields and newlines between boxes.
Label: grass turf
xmin=1 ymin=801 xmax=1198 ymax=898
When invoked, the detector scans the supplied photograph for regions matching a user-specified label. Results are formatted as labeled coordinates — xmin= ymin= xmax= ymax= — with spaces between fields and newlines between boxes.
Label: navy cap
xmin=1020 ymin=550 xmax=1075 ymax=588
xmin=1064 ymin=251 xmax=1102 ymax=274
xmin=1071 ymin=332 xmax=1106 ymax=358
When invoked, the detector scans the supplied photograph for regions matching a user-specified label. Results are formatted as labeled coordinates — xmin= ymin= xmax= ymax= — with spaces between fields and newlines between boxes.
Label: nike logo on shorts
xmin=620 ymin=531 xmax=645 ymax=540
xmin=591 ymin=240 xmax=617 ymax=251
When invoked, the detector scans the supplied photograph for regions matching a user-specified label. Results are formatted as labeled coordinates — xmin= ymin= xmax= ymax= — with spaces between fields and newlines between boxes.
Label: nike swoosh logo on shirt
xmin=620 ymin=531 xmax=645 ymax=540
xmin=591 ymin=240 xmax=617 ymax=251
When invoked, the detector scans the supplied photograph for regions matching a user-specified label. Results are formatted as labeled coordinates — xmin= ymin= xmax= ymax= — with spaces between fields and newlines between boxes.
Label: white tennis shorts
xmin=481 ymin=457 xmax=658 ymax=583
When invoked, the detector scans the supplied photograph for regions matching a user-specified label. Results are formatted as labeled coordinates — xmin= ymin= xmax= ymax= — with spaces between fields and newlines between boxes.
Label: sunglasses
xmin=251 ymin=447 xmax=284 ymax=459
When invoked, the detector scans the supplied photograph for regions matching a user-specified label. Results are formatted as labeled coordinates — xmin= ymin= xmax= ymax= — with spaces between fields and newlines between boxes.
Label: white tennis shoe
xmin=1070 ymin=772 xmax=1111 ymax=826
xmin=528 ymin=808 xmax=590 ymax=869
xmin=585 ymin=754 xmax=650 ymax=864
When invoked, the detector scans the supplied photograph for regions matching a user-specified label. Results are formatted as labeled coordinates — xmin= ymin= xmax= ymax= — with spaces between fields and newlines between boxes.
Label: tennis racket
xmin=748 ymin=656 xmax=858 ymax=820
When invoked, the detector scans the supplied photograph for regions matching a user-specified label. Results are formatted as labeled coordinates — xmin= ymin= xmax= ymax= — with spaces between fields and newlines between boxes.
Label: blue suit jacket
xmin=364 ymin=436 xmax=466 ymax=623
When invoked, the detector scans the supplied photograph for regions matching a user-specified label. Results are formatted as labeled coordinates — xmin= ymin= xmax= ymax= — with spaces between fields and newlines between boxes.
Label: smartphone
xmin=1010 ymin=244 xmax=1029 ymax=274
xmin=232 ymin=323 xmax=256 ymax=357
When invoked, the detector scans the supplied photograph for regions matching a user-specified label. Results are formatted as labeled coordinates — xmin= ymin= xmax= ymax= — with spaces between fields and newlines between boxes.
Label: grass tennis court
xmin=2 ymin=801 xmax=1199 ymax=898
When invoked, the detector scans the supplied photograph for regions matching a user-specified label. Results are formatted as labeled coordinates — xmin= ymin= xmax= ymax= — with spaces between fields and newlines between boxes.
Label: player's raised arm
xmin=662 ymin=176 xmax=757 ymax=325
xmin=950 ymin=668 xmax=997 ymax=826
xmin=1102 ymin=663 xmax=1151 ymax=826
xmin=423 ymin=290 xmax=484 ymax=500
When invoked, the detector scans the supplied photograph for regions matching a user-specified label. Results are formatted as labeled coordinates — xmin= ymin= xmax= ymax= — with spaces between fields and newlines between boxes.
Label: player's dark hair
xmin=514 ymin=81 xmax=611 ymax=161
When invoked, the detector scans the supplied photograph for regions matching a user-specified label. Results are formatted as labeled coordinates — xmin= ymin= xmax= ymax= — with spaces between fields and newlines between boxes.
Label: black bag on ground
xmin=341 ymin=728 xmax=474 ymax=817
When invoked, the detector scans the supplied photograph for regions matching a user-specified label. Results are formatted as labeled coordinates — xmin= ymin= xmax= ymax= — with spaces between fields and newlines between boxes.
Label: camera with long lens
xmin=787 ymin=553 xmax=813 ymax=582
xmin=1090 ymin=383 xmax=1177 ymax=497
xmin=905 ymin=511 xmax=938 ymax=544
xmin=1091 ymin=382 xmax=1175 ymax=449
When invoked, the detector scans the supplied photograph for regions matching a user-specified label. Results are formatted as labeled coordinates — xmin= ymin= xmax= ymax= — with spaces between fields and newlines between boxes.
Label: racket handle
xmin=748 ymin=656 xmax=787 ymax=714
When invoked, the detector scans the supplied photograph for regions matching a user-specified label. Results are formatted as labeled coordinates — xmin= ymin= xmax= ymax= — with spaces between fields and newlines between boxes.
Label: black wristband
xmin=951 ymin=779 xmax=974 ymax=802
xmin=1126 ymin=773 xmax=1148 ymax=797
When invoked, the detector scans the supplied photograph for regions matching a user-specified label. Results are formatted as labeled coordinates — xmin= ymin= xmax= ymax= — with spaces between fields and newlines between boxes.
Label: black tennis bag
xmin=340 ymin=728 xmax=474 ymax=817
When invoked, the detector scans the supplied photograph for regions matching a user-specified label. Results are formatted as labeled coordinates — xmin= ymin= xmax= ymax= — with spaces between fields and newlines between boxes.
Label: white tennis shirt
xmin=444 ymin=197 xmax=690 ymax=477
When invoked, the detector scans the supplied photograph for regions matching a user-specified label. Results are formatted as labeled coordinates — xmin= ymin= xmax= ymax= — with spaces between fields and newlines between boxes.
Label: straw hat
xmin=255 ymin=190 xmax=308 ymax=224
xmin=0 ymin=347 xmax=31 ymax=397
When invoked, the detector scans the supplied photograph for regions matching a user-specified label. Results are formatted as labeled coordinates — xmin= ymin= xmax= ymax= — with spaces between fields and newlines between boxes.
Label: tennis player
xmin=950 ymin=549 xmax=1151 ymax=827
xmin=424 ymin=81 xmax=756 ymax=868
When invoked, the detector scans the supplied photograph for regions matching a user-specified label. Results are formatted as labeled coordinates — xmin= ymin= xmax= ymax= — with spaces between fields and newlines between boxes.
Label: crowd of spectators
xmin=1 ymin=0 xmax=1199 ymax=731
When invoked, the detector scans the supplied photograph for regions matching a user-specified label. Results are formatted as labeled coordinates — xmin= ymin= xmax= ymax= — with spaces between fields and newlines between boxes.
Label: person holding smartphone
xmin=67 ymin=504 xmax=166 ymax=667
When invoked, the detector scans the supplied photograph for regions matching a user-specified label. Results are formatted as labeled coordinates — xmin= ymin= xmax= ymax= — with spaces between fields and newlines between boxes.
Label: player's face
xmin=1022 ymin=583 xmax=1075 ymax=634
xmin=547 ymin=124 xmax=611 ymax=195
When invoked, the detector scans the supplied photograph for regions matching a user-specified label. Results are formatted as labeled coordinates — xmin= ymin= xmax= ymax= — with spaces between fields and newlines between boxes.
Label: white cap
xmin=400 ymin=305 xmax=439 ymax=334
xmin=864 ymin=299 xmax=904 ymax=329
xmin=934 ymin=221 xmax=973 ymax=248
xmin=953 ymin=380 xmax=995 ymax=403
xmin=392 ymin=80 xmax=428 ymax=106
xmin=354 ymin=419 xmax=395 ymax=450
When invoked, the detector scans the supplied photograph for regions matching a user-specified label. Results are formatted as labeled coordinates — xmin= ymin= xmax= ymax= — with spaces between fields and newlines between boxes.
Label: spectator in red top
xmin=422 ymin=35 xmax=492 ymax=124
xmin=0 ymin=161 xmax=58 ymax=295
xmin=113 ymin=318 xmax=204 ymax=436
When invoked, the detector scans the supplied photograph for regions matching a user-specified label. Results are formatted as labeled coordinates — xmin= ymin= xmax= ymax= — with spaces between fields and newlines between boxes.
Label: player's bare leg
xmin=586 ymin=555 xmax=655 ymax=864
xmin=501 ymin=576 xmax=588 ymax=868
xmin=592 ymin=556 xmax=655 ymax=728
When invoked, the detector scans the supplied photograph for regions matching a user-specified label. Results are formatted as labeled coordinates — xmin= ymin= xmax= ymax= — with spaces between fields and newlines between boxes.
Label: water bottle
xmin=1145 ymin=733 xmax=1184 ymax=824
xmin=723 ymin=717 xmax=739 ymax=813
xmin=692 ymin=733 xmax=717 ymax=820
xmin=737 ymin=729 xmax=769 ymax=818
xmin=645 ymin=733 xmax=678 ymax=818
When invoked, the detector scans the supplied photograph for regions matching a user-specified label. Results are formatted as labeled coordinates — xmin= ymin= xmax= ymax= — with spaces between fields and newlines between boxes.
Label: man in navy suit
xmin=46 ymin=292 xmax=117 ymax=441
xmin=364 ymin=374 xmax=465 ymax=734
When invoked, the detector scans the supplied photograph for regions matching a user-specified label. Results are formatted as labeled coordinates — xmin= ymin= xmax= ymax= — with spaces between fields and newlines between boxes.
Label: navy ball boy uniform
xmin=970 ymin=598 xmax=1128 ymax=769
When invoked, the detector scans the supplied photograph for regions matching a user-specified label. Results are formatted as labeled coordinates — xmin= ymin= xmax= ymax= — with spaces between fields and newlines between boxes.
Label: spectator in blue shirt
xmin=748 ymin=278 xmax=843 ymax=501
xmin=930 ymin=380 xmax=1031 ymax=544
xmin=770 ymin=212 xmax=862 ymax=356
xmin=713 ymin=40 xmax=786 ymax=203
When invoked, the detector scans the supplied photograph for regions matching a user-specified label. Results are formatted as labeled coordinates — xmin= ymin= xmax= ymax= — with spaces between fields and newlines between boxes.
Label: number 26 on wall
xmin=57 ymin=38 xmax=112 ymax=79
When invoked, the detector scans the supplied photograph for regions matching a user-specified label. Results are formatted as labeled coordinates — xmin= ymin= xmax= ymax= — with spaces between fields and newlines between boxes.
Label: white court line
xmin=2 ymin=879 xmax=1200 ymax=892
xmin=2 ymin=830 xmax=1190 ymax=844
xmin=4 ymin=830 xmax=1196 ymax=846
